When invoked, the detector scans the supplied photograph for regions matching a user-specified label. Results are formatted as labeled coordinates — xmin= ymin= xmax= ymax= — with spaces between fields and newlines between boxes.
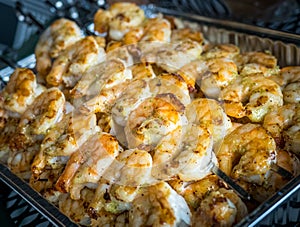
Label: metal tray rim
xmin=147 ymin=4 xmax=300 ymax=45
xmin=1 ymin=4 xmax=300 ymax=226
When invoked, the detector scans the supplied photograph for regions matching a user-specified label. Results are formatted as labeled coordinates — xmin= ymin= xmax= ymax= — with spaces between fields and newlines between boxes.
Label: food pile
xmin=0 ymin=2 xmax=300 ymax=226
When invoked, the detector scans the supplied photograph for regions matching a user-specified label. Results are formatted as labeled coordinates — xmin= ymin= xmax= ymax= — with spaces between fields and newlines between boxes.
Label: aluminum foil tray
xmin=1 ymin=4 xmax=300 ymax=226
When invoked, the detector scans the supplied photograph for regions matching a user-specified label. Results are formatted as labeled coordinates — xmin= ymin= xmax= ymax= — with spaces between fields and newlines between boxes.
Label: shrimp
xmin=130 ymin=62 xmax=156 ymax=80
xmin=177 ymin=57 xmax=238 ymax=97
xmin=0 ymin=117 xmax=19 ymax=163
xmin=283 ymin=82 xmax=300 ymax=104
xmin=124 ymin=93 xmax=187 ymax=150
xmin=216 ymin=123 xmax=277 ymax=186
xmin=234 ymin=51 xmax=278 ymax=74
xmin=237 ymin=149 xmax=300 ymax=202
xmin=31 ymin=112 xmax=100 ymax=178
xmin=133 ymin=17 xmax=171 ymax=58
xmin=111 ymin=72 xmax=190 ymax=145
xmin=148 ymin=73 xmax=191 ymax=106
xmin=152 ymin=124 xmax=216 ymax=182
xmin=140 ymin=17 xmax=171 ymax=42
xmin=80 ymin=81 xmax=130 ymax=115
xmin=17 ymin=87 xmax=65 ymax=136
xmin=107 ymin=17 xmax=171 ymax=59
xmin=88 ymin=149 xmax=153 ymax=219
xmin=220 ymin=73 xmax=283 ymax=122
xmin=128 ymin=181 xmax=191 ymax=227
xmin=7 ymin=143 xmax=41 ymax=180
xmin=202 ymin=44 xmax=240 ymax=60
xmin=55 ymin=132 xmax=122 ymax=200
xmin=46 ymin=36 xmax=106 ymax=88
xmin=8 ymin=87 xmax=65 ymax=153
xmin=35 ymin=18 xmax=83 ymax=78
xmin=0 ymin=99 xmax=7 ymax=128
xmin=239 ymin=63 xmax=280 ymax=78
xmin=169 ymin=174 xmax=220 ymax=210
xmin=263 ymin=104 xmax=299 ymax=146
xmin=94 ymin=2 xmax=145 ymax=40
xmin=71 ymin=59 xmax=132 ymax=114
xmin=172 ymin=124 xmax=215 ymax=181
xmin=29 ymin=167 xmax=64 ymax=195
xmin=91 ymin=211 xmax=129 ymax=227
xmin=284 ymin=123 xmax=300 ymax=156
xmin=88 ymin=179 xmax=132 ymax=219
xmin=279 ymin=66 xmax=300 ymax=85
xmin=150 ymin=39 xmax=203 ymax=73
xmin=185 ymin=98 xmax=232 ymax=146
xmin=1 ymin=68 xmax=45 ymax=115
xmin=171 ymin=28 xmax=204 ymax=44
xmin=106 ymin=18 xmax=171 ymax=52
xmin=200 ymin=58 xmax=238 ymax=98
xmin=192 ymin=188 xmax=248 ymax=227
xmin=172 ymin=174 xmax=246 ymax=226
xmin=111 ymin=79 xmax=153 ymax=145
xmin=59 ymin=187 xmax=94 ymax=225
xmin=106 ymin=42 xmax=134 ymax=68
xmin=279 ymin=66 xmax=300 ymax=103
xmin=122 ymin=27 xmax=145 ymax=45
xmin=7 ymin=88 xmax=65 ymax=179
xmin=104 ymin=148 xmax=153 ymax=187
xmin=105 ymin=26 xmax=145 ymax=51
xmin=177 ymin=59 xmax=208 ymax=91
xmin=262 ymin=103 xmax=300 ymax=155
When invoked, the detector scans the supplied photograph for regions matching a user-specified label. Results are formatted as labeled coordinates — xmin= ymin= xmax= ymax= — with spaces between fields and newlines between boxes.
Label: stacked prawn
xmin=0 ymin=2 xmax=299 ymax=226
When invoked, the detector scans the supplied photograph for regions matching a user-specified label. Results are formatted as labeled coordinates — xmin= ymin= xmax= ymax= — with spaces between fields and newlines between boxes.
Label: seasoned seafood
xmin=263 ymin=103 xmax=300 ymax=155
xmin=220 ymin=74 xmax=283 ymax=122
xmin=31 ymin=112 xmax=100 ymax=178
xmin=237 ymin=149 xmax=300 ymax=202
xmin=202 ymin=44 xmax=240 ymax=60
xmin=111 ymin=72 xmax=190 ymax=147
xmin=7 ymin=87 xmax=65 ymax=178
xmin=200 ymin=58 xmax=238 ymax=98
xmin=150 ymin=39 xmax=203 ymax=73
xmin=141 ymin=17 xmax=171 ymax=42
xmin=151 ymin=122 xmax=217 ymax=182
xmin=216 ymin=123 xmax=277 ymax=185
xmin=234 ymin=51 xmax=278 ymax=76
xmin=0 ymin=117 xmax=18 ymax=163
xmin=148 ymin=73 xmax=191 ymax=106
xmin=124 ymin=94 xmax=187 ymax=150
xmin=171 ymin=28 xmax=204 ymax=44
xmin=46 ymin=36 xmax=106 ymax=88
xmin=280 ymin=66 xmax=300 ymax=103
xmin=71 ymin=58 xmax=132 ymax=114
xmin=56 ymin=132 xmax=122 ymax=200
xmin=1 ymin=68 xmax=45 ymax=115
xmin=107 ymin=148 xmax=153 ymax=187
xmin=59 ymin=188 xmax=94 ymax=225
xmin=284 ymin=82 xmax=300 ymax=104
xmin=185 ymin=98 xmax=232 ymax=146
xmin=94 ymin=2 xmax=145 ymax=40
xmin=88 ymin=149 xmax=153 ymax=219
xmin=169 ymin=174 xmax=220 ymax=210
xmin=192 ymin=188 xmax=248 ymax=227
xmin=35 ymin=18 xmax=83 ymax=79
xmin=129 ymin=182 xmax=191 ymax=227
xmin=88 ymin=179 xmax=132 ymax=218
xmin=17 ymin=87 xmax=65 ymax=135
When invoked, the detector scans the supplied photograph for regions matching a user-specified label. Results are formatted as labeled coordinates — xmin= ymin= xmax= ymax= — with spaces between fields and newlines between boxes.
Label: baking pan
xmin=0 ymin=4 xmax=300 ymax=226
